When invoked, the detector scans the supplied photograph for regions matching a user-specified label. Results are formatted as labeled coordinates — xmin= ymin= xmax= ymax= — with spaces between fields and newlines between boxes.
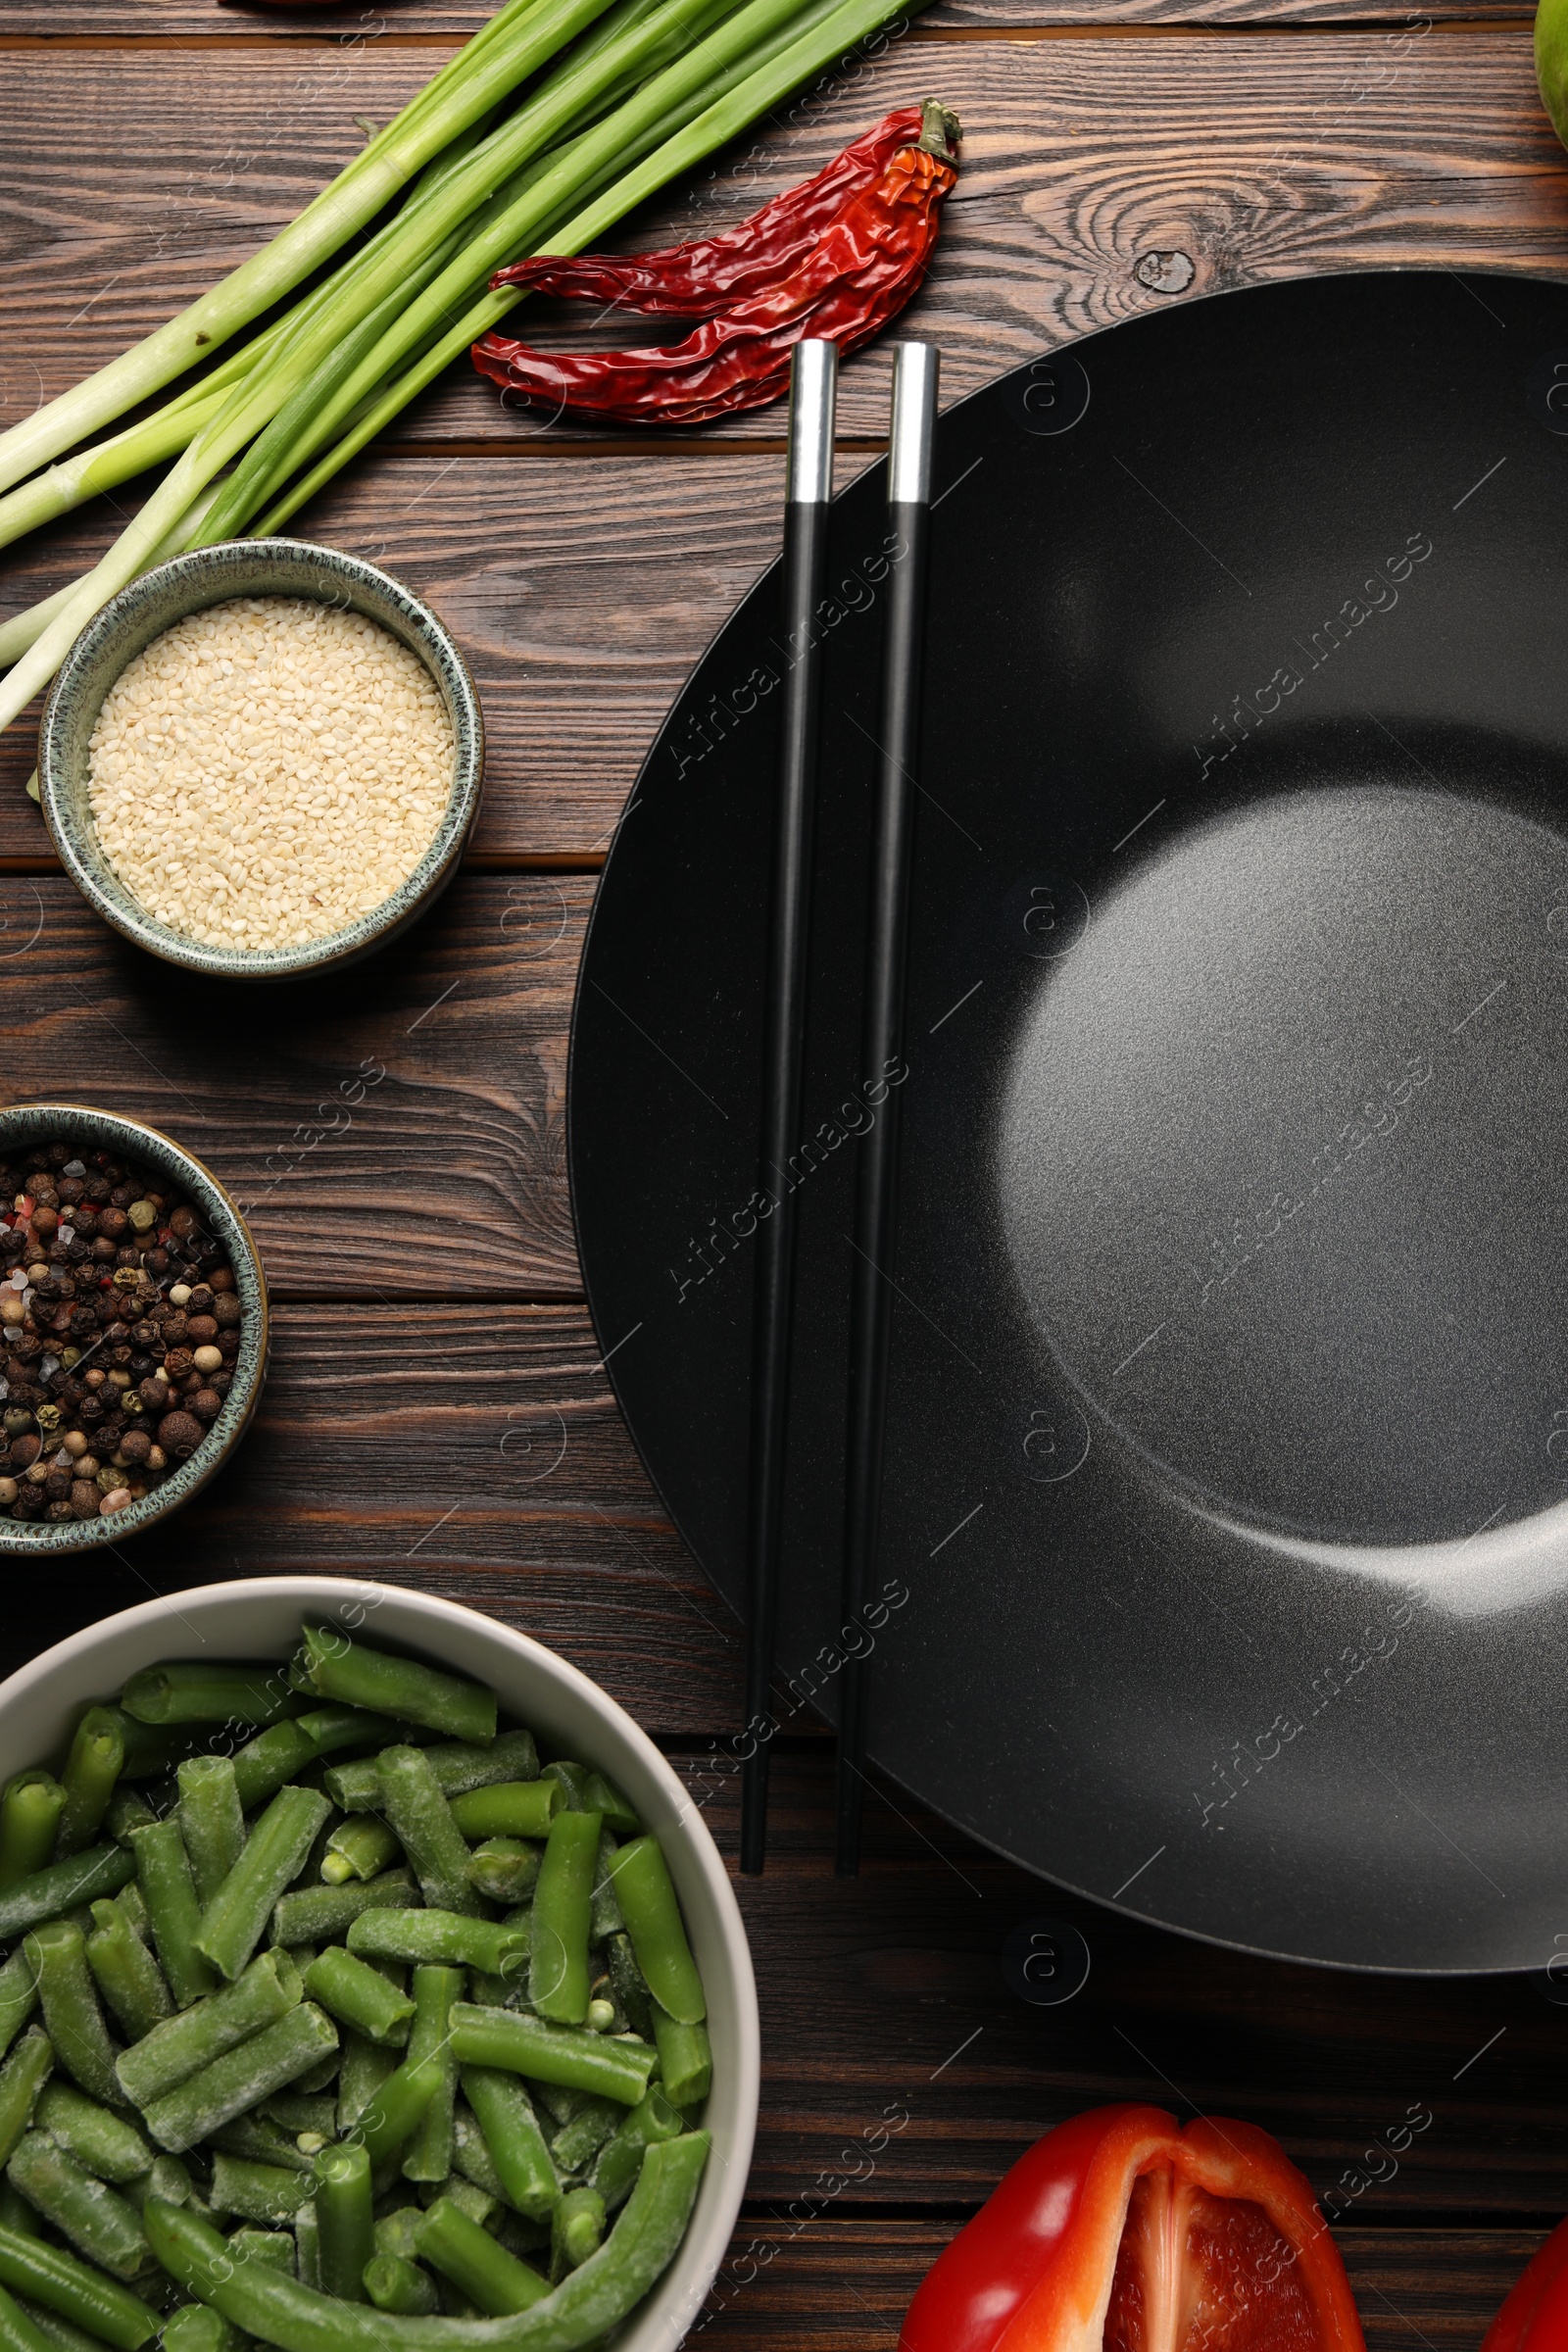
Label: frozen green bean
xmin=326 ymin=1730 xmax=538 ymax=1816
xmin=98 ymin=1715 xmax=187 ymax=1786
xmin=551 ymin=2183 xmax=605 ymax=2278
xmin=126 ymin=1821 xmax=214 ymax=2009
xmin=207 ymin=2154 xmax=316 ymax=2225
xmin=0 ymin=1851 xmax=132 ymax=1948
xmin=373 ymin=2205 xmax=423 ymax=2262
xmin=466 ymin=1839 xmax=541 ymax=1906
xmin=346 ymin=1911 xmax=528 ymax=1978
xmin=336 ymin=2032 xmax=396 ymax=2140
xmin=52 ymin=1719 xmax=123 ymax=1867
xmin=99 ymin=1794 xmax=154 ymax=1853
xmin=3 ymin=2132 xmax=151 ymax=2282
xmin=581 ymin=1775 xmax=638 ymax=1837
xmin=23 ymin=1928 xmax=119 ymax=2111
xmin=549 ymin=2095 xmax=619 ymax=2177
xmin=224 ymin=2228 xmax=296 ymax=2273
xmin=651 ymin=2004 xmax=710 ymax=2109
xmin=540 ymin=1763 xmax=594 ymax=1812
xmin=530 ymin=1809 xmax=601 ymax=2025
xmin=354 ymin=2053 xmax=441 ymax=2171
xmin=31 ymin=2086 xmax=150 ymax=2186
xmin=402 ymin=1966 xmax=462 ymax=2183
xmin=590 ymin=2084 xmax=683 ymax=2212
xmin=319 ymin=1818 xmax=400 ymax=1886
xmin=0 ymin=2040 xmax=53 ymax=2174
xmin=293 ymin=1630 xmax=496 ymax=1746
xmin=604 ymin=1838 xmax=703 ymax=2025
xmin=452 ymin=2102 xmax=509 ymax=2204
xmin=589 ymin=1833 xmax=621 ymax=1945
xmin=116 ymin=1948 xmax=301 ymax=2110
xmin=0 ymin=1959 xmax=36 ymax=2072
xmin=416 ymin=2194 xmax=549 ymax=2315
xmin=160 ymin=2307 xmax=242 ymax=2352
xmin=448 ymin=2008 xmax=655 ymax=2106
xmin=459 ymin=2067 xmax=557 ymax=2222
xmin=13 ymin=2293 xmax=104 ymax=2352
xmin=269 ymin=1869 xmax=415 ymax=1950
xmin=208 ymin=2114 xmax=313 ymax=2176
xmin=83 ymin=1904 xmax=171 ymax=2047
xmin=109 ymin=1886 xmax=149 ymax=1949
xmin=364 ymin=2251 xmax=438 ymax=2315
xmin=0 ymin=1787 xmax=64 ymax=1900
xmin=141 ymin=2002 xmax=338 ymax=2153
xmin=0 ymin=2225 xmax=156 ymax=2351
xmin=175 ymin=1759 xmax=245 ymax=1910
xmin=446 ymin=1780 xmax=561 ymax=1842
xmin=293 ymin=2197 xmax=320 ymax=2292
xmin=260 ymin=2090 xmax=335 ymax=2138
xmin=377 ymin=1751 xmax=479 ymax=1918
xmin=194 ymin=1787 xmax=331 ymax=1983
xmin=0 ymin=2281 xmax=54 ymax=2352
xmin=435 ymin=2175 xmax=497 ymax=2230
xmin=229 ymin=1706 xmax=395 ymax=1812
xmin=120 ymin=1666 xmax=297 ymax=1730
xmin=301 ymin=1948 xmax=413 ymax=2048
xmin=313 ymin=2140 xmax=373 ymax=2301
xmin=0 ymin=2190 xmax=33 ymax=2241
xmin=605 ymin=1933 xmax=654 ymax=2038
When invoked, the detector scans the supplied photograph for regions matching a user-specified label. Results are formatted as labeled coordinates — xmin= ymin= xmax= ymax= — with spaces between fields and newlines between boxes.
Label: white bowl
xmin=0 ymin=1576 xmax=758 ymax=2351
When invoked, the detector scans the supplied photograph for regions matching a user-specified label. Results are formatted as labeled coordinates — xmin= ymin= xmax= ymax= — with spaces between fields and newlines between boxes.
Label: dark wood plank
xmin=0 ymin=462 xmax=784 ymax=862
xmin=695 ymin=2223 xmax=1544 ymax=2350
xmin=0 ymin=5 xmax=1535 ymax=37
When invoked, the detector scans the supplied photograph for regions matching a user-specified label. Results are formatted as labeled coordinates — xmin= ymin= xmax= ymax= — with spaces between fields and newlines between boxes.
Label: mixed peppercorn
xmin=0 ymin=1138 xmax=245 ymax=1525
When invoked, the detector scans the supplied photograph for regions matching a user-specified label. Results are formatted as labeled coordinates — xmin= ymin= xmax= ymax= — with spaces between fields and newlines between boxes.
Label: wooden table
xmin=4 ymin=0 xmax=1567 ymax=2339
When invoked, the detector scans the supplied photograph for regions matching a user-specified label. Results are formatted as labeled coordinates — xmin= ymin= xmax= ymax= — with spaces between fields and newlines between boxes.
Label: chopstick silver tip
xmin=889 ymin=341 xmax=940 ymax=509
xmin=787 ymin=339 xmax=838 ymax=507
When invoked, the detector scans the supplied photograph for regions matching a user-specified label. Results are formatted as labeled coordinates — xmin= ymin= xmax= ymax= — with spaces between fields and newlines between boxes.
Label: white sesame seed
xmin=87 ymin=596 xmax=455 ymax=955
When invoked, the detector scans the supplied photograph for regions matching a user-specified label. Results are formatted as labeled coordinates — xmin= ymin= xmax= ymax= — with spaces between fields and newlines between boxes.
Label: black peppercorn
xmin=189 ymin=1390 xmax=222 ymax=1423
xmin=157 ymin=1410 xmax=203 ymax=1459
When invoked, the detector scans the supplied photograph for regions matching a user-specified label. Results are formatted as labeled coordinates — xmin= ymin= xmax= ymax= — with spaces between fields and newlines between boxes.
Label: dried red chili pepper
xmin=470 ymin=96 xmax=960 ymax=426
xmin=1483 ymin=2216 xmax=1568 ymax=2351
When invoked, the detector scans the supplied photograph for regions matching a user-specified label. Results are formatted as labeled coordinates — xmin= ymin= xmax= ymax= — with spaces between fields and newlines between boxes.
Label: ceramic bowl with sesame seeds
xmin=0 ymin=1105 xmax=268 ymax=1556
xmin=37 ymin=538 xmax=483 ymax=980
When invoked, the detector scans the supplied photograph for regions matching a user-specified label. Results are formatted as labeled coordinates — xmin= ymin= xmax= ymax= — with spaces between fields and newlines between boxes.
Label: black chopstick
xmin=835 ymin=341 xmax=940 ymax=1878
xmin=739 ymin=338 xmax=838 ymax=1877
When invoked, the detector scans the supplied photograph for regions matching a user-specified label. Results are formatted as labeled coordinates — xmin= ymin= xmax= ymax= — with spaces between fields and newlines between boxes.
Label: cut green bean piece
xmin=540 ymin=1763 xmax=594 ymax=1812
xmin=320 ymin=1818 xmax=400 ymax=1886
xmin=449 ymin=2007 xmax=654 ymax=2106
xmin=208 ymin=2114 xmax=313 ymax=2176
xmin=459 ymin=2066 xmax=557 ymax=2222
xmin=346 ymin=1911 xmax=528 ymax=1978
xmin=270 ymin=1870 xmax=415 ymax=1950
xmin=551 ymin=2181 xmax=605 ymax=2278
xmin=195 ymin=1787 xmax=331 ymax=1983
xmin=530 ymin=1808 xmax=601 ymax=2024
xmin=14 ymin=2294 xmax=104 ymax=2352
xmin=0 ymin=2190 xmax=33 ymax=2241
xmin=175 ymin=1759 xmax=245 ymax=1909
xmin=260 ymin=2090 xmax=336 ymax=2138
xmin=314 ymin=2140 xmax=373 ymax=2302
xmin=605 ymin=1838 xmax=704 ymax=2024
xmin=0 ymin=1959 xmax=36 ymax=2073
xmin=581 ymin=1774 xmax=639 ymax=1837
xmin=24 ymin=1928 xmax=119 ymax=2111
xmin=415 ymin=2195 xmax=549 ymax=2315
xmin=447 ymin=1781 xmax=561 ymax=1842
xmin=377 ymin=1750 xmax=480 ymax=1918
xmin=117 ymin=1948 xmax=301 ymax=2111
xmin=293 ymin=1630 xmax=496 ymax=1746
xmin=141 ymin=2002 xmax=338 ymax=2153
xmin=452 ymin=2103 xmax=508 ymax=2204
xmin=337 ymin=2032 xmax=396 ymax=2140
xmin=110 ymin=1886 xmax=149 ymax=1950
xmin=0 ymin=2040 xmax=51 ymax=2177
xmin=372 ymin=2205 xmax=423 ymax=2262
xmin=355 ymin=2055 xmax=441 ymax=2171
xmin=0 ymin=2281 xmax=55 ymax=2352
xmin=160 ymin=2307 xmax=241 ymax=2352
xmin=0 ymin=1786 xmax=66 ymax=1900
xmin=225 ymin=2227 xmax=295 ymax=2274
xmin=432 ymin=2174 xmax=497 ymax=2230
xmin=589 ymin=1832 xmax=621 ymax=1944
xmin=100 ymin=1715 xmax=188 ymax=1786
xmin=4 ymin=2132 xmax=152 ymax=2282
xmin=301 ymin=1948 xmax=413 ymax=2048
xmin=0 ymin=1851 xmax=133 ymax=1949
xmin=229 ymin=1707 xmax=397 ymax=1813
xmin=120 ymin=1666 xmax=298 ymax=1730
xmin=590 ymin=2084 xmax=683 ymax=2212
xmin=549 ymin=2094 xmax=619 ymax=2177
xmin=466 ymin=1839 xmax=541 ymax=1907
xmin=651 ymin=2003 xmax=711 ymax=2108
xmin=31 ymin=2086 xmax=150 ymax=2186
xmin=207 ymin=2155 xmax=315 ymax=2226
xmin=402 ymin=1967 xmax=462 ymax=2183
xmin=0 ymin=2223 xmax=157 ymax=2350
xmin=326 ymin=1730 xmax=538 ymax=1816
xmin=293 ymin=2197 xmax=321 ymax=2292
xmin=83 ymin=1904 xmax=171 ymax=2049
xmin=126 ymin=1820 xmax=214 ymax=2009
xmin=53 ymin=1718 xmax=124 ymax=1866
xmin=605 ymin=1932 xmax=654 ymax=2039
xmin=364 ymin=2251 xmax=438 ymax=2315
xmin=99 ymin=1794 xmax=155 ymax=1853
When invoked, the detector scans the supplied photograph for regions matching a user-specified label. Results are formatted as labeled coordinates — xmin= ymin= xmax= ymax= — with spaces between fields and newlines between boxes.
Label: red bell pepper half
xmin=900 ymin=2104 xmax=1367 ymax=2352
xmin=1482 ymin=2215 xmax=1568 ymax=2349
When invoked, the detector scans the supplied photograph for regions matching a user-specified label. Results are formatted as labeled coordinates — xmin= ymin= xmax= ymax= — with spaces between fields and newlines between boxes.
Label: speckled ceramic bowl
xmin=0 ymin=1106 xmax=268 ymax=1555
xmin=37 ymin=539 xmax=483 ymax=979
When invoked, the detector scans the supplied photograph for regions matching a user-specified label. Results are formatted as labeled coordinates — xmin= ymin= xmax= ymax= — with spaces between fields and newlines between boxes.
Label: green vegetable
xmin=83 ymin=1905 xmax=172 ymax=2047
xmin=30 ymin=2086 xmax=151 ymax=2187
xmin=0 ymin=1853 xmax=133 ymax=1950
xmin=313 ymin=2142 xmax=373 ymax=2302
xmin=416 ymin=2195 xmax=548 ymax=2315
xmin=293 ymin=1634 xmax=496 ymax=1747
xmin=230 ymin=1708 xmax=399 ymax=1813
xmin=401 ymin=1970 xmax=462 ymax=2184
xmin=650 ymin=2005 xmax=711 ymax=2109
xmin=448 ymin=1784 xmax=561 ymax=1842
xmin=0 ymin=2041 xmax=53 ymax=2175
xmin=120 ymin=1667 xmax=296 ymax=1730
xmin=224 ymin=2228 xmax=296 ymax=2274
xmin=23 ymin=1929 xmax=120 ymax=2112
xmin=326 ymin=1732 xmax=539 ymax=1818
xmin=364 ymin=2252 xmax=438 ymax=2315
xmin=319 ymin=1820 xmax=400 ymax=1887
xmin=589 ymin=2086 xmax=683 ymax=2212
xmin=175 ymin=1760 xmax=245 ymax=1910
xmin=207 ymin=2155 xmax=316 ymax=2226
xmin=126 ymin=1822 xmax=215 ymax=2010
xmin=355 ymin=2057 xmax=442 ymax=2172
xmin=547 ymin=2096 xmax=618 ymax=2177
xmin=160 ymin=2308 xmax=241 ymax=2352
xmin=3 ymin=2132 xmax=152 ymax=2282
xmin=0 ymin=1960 xmax=37 ymax=2071
xmin=208 ymin=2115 xmax=313 ymax=2176
xmin=466 ymin=1840 xmax=542 ymax=1907
xmin=448 ymin=2009 xmax=654 ymax=2106
xmin=603 ymin=1838 xmax=704 ymax=2025
xmin=460 ymin=2069 xmax=558 ymax=2224
xmin=140 ymin=2004 xmax=338 ymax=2154
xmin=346 ymin=1911 xmax=527 ymax=1978
xmin=530 ymin=1812 xmax=601 ymax=2025
xmin=301 ymin=1949 xmax=413 ymax=2049
xmin=376 ymin=1753 xmax=480 ymax=1918
xmin=270 ymin=1872 xmax=416 ymax=1951
xmin=550 ymin=2185 xmax=604 ymax=2279
xmin=194 ymin=1788 xmax=332 ymax=1983
xmin=0 ymin=2224 xmax=157 ymax=2351
xmin=0 ymin=1788 xmax=64 ymax=1899
xmin=116 ymin=1949 xmax=302 ymax=2110
xmin=336 ymin=2034 xmax=396 ymax=2141
xmin=52 ymin=1722 xmax=124 ymax=1868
